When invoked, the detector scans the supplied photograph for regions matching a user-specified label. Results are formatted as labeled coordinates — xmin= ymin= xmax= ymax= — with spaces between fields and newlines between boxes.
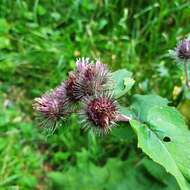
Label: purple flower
xmin=64 ymin=72 xmax=79 ymax=102
xmin=170 ymin=38 xmax=190 ymax=62
xmin=76 ymin=57 xmax=91 ymax=73
xmin=80 ymin=93 xmax=118 ymax=135
xmin=169 ymin=37 xmax=190 ymax=88
xmin=74 ymin=58 xmax=111 ymax=99
xmin=177 ymin=39 xmax=190 ymax=60
xmin=33 ymin=87 xmax=68 ymax=133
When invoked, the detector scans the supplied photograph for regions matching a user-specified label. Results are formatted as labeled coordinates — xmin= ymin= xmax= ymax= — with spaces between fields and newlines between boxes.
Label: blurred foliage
xmin=0 ymin=0 xmax=190 ymax=189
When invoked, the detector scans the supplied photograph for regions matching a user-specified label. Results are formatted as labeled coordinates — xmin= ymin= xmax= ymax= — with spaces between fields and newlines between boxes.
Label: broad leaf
xmin=147 ymin=106 xmax=190 ymax=180
xmin=130 ymin=120 xmax=190 ymax=190
xmin=130 ymin=94 xmax=169 ymax=121
xmin=112 ymin=69 xmax=135 ymax=98
xmin=142 ymin=158 xmax=180 ymax=190
xmin=129 ymin=94 xmax=190 ymax=190
xmin=142 ymin=158 xmax=178 ymax=186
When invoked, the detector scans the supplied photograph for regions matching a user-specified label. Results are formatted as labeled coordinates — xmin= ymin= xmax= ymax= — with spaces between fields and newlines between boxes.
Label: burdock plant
xmin=33 ymin=54 xmax=190 ymax=190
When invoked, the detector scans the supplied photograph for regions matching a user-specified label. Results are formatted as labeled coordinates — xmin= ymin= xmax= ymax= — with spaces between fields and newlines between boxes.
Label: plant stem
xmin=116 ymin=114 xmax=132 ymax=122
xmin=184 ymin=61 xmax=190 ymax=88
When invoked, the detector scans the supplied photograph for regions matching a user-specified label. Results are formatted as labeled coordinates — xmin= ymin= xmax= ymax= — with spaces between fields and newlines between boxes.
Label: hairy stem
xmin=116 ymin=114 xmax=132 ymax=122
xmin=184 ymin=61 xmax=190 ymax=88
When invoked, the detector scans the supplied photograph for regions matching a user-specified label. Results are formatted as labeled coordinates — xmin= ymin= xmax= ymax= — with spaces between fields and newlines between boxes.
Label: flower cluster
xmin=33 ymin=58 xmax=128 ymax=135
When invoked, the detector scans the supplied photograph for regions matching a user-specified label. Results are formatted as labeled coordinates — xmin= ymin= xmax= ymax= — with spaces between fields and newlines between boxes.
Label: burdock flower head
xmin=169 ymin=37 xmax=190 ymax=88
xmin=33 ymin=87 xmax=68 ymax=133
xmin=74 ymin=58 xmax=111 ymax=99
xmin=170 ymin=37 xmax=190 ymax=62
xmin=64 ymin=71 xmax=79 ymax=102
xmin=80 ymin=93 xmax=119 ymax=135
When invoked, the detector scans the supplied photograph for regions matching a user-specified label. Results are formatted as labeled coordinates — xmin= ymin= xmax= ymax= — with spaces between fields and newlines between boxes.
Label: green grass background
xmin=0 ymin=0 xmax=190 ymax=189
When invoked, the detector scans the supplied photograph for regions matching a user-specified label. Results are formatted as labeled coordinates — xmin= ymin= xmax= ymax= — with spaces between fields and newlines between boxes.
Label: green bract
xmin=112 ymin=69 xmax=135 ymax=98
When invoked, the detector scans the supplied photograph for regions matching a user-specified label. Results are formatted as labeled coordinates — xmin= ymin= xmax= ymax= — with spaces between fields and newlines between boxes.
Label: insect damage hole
xmin=163 ymin=136 xmax=171 ymax=142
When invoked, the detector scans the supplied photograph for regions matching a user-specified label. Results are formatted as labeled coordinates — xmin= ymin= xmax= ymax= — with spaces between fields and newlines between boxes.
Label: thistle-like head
xmin=170 ymin=38 xmax=190 ymax=62
xmin=33 ymin=88 xmax=68 ymax=133
xmin=64 ymin=72 xmax=79 ymax=102
xmin=80 ymin=93 xmax=118 ymax=135
xmin=74 ymin=58 xmax=111 ymax=99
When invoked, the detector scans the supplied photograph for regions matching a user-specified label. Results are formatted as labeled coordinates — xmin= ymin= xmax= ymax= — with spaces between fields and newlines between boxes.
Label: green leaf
xmin=0 ymin=19 xmax=9 ymax=35
xmin=130 ymin=94 xmax=169 ymax=121
xmin=142 ymin=158 xmax=180 ymax=190
xmin=112 ymin=126 xmax=134 ymax=142
xmin=112 ymin=69 xmax=135 ymax=98
xmin=142 ymin=158 xmax=176 ymax=186
xmin=18 ymin=175 xmax=38 ymax=188
xmin=37 ymin=5 xmax=47 ymax=16
xmin=48 ymin=172 xmax=66 ymax=189
xmin=147 ymin=106 xmax=190 ymax=180
xmin=119 ymin=105 xmax=135 ymax=118
xmin=0 ymin=37 xmax=10 ymax=49
xmin=129 ymin=94 xmax=190 ymax=190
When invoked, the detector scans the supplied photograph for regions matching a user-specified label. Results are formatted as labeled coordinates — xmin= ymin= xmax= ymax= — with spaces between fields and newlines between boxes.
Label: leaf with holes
xmin=112 ymin=69 xmax=135 ymax=98
xmin=129 ymin=94 xmax=190 ymax=190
